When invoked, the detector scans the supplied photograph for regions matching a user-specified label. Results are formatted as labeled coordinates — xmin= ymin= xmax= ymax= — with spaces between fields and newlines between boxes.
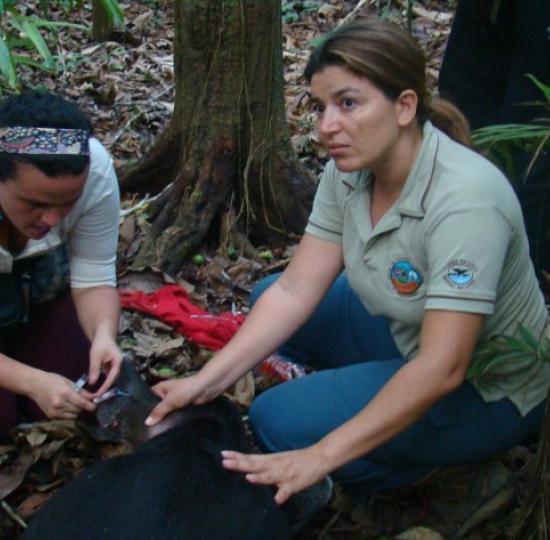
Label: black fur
xmin=22 ymin=362 xmax=289 ymax=540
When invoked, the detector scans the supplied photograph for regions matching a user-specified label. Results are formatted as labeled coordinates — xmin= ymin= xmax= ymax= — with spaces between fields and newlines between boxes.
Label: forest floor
xmin=0 ymin=1 xmax=543 ymax=539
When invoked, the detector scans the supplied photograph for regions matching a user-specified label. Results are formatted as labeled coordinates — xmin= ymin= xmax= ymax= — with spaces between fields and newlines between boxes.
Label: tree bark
xmin=120 ymin=0 xmax=315 ymax=275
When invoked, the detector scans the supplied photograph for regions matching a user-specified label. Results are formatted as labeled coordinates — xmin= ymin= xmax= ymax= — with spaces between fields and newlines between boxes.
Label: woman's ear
xmin=395 ymin=89 xmax=418 ymax=127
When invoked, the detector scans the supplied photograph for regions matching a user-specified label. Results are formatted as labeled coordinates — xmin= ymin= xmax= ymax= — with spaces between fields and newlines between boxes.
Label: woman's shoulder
xmin=88 ymin=137 xmax=114 ymax=171
xmin=431 ymin=128 xmax=516 ymax=202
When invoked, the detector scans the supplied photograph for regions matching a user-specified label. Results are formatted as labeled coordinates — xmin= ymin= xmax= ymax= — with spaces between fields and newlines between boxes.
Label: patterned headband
xmin=0 ymin=126 xmax=90 ymax=156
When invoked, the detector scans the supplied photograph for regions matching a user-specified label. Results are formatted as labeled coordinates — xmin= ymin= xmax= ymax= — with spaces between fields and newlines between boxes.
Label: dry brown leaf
xmin=118 ymin=271 xmax=164 ymax=293
xmin=32 ymin=440 xmax=66 ymax=462
xmin=0 ymin=453 xmax=33 ymax=500
xmin=230 ymin=371 xmax=255 ymax=407
xmin=25 ymin=431 xmax=47 ymax=448
xmin=17 ymin=492 xmax=51 ymax=519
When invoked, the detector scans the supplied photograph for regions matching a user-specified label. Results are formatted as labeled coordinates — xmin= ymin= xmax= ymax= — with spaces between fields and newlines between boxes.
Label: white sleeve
xmin=67 ymin=139 xmax=120 ymax=289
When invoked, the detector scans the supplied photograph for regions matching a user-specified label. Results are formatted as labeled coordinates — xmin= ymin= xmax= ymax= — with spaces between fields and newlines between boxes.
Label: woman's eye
xmin=28 ymin=201 xmax=46 ymax=209
xmin=341 ymin=98 xmax=355 ymax=109
xmin=311 ymin=102 xmax=324 ymax=114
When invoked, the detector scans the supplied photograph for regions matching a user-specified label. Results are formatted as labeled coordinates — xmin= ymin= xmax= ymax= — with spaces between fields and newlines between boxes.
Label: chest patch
xmin=389 ymin=259 xmax=423 ymax=295
xmin=444 ymin=259 xmax=476 ymax=288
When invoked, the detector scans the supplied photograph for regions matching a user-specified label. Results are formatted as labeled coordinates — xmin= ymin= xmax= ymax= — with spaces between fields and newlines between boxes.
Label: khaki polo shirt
xmin=306 ymin=121 xmax=550 ymax=416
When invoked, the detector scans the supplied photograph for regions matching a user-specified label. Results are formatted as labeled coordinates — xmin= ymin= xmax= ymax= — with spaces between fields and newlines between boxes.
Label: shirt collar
xmin=0 ymin=226 xmax=65 ymax=273
xmin=396 ymin=120 xmax=440 ymax=218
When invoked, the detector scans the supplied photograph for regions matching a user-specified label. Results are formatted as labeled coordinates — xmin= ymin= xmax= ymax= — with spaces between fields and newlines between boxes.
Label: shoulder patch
xmin=444 ymin=259 xmax=476 ymax=289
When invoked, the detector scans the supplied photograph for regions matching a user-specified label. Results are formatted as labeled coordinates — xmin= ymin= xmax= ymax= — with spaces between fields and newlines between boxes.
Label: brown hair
xmin=304 ymin=19 xmax=471 ymax=146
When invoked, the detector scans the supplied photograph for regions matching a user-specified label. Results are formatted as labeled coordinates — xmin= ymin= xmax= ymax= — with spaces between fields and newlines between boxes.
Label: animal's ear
xmin=115 ymin=353 xmax=150 ymax=394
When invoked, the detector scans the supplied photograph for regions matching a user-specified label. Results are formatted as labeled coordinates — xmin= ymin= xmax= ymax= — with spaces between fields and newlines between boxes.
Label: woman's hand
xmin=221 ymin=445 xmax=330 ymax=504
xmin=145 ymin=376 xmax=205 ymax=426
xmin=26 ymin=370 xmax=96 ymax=419
xmin=88 ymin=331 xmax=122 ymax=397
xmin=71 ymin=286 xmax=122 ymax=397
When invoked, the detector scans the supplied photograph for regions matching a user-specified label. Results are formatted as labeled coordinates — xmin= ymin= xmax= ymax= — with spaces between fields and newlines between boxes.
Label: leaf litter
xmin=0 ymin=1 xmax=535 ymax=539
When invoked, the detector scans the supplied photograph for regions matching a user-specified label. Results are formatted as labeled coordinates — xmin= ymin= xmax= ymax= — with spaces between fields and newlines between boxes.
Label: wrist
xmin=18 ymin=366 xmax=47 ymax=399
xmin=314 ymin=437 xmax=345 ymax=474
xmin=93 ymin=321 xmax=116 ymax=339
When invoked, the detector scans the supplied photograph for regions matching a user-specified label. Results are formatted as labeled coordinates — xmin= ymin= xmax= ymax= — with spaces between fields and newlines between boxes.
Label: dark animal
xmin=22 ymin=357 xmax=290 ymax=540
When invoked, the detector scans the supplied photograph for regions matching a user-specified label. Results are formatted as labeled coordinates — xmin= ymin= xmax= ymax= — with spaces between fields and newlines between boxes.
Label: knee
xmin=249 ymin=273 xmax=281 ymax=308
xmin=249 ymin=391 xmax=283 ymax=452
xmin=249 ymin=386 xmax=308 ymax=453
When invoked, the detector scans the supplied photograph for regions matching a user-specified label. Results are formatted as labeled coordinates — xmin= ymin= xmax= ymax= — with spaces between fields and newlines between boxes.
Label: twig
xmin=337 ymin=0 xmax=371 ymax=27
xmin=1 ymin=500 xmax=27 ymax=530
xmin=316 ymin=509 xmax=343 ymax=540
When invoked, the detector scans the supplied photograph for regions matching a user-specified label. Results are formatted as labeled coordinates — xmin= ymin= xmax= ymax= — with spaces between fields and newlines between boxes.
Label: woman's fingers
xmin=221 ymin=451 xmax=264 ymax=472
xmin=221 ymin=448 xmax=329 ymax=505
xmin=221 ymin=450 xmax=299 ymax=503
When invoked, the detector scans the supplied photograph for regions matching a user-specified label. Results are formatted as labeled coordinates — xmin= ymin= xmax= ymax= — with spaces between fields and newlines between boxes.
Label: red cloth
xmin=120 ymin=285 xmax=244 ymax=351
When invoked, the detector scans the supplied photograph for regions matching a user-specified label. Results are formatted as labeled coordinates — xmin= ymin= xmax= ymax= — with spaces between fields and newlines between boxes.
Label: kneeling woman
xmin=0 ymin=92 xmax=122 ymax=439
xmin=147 ymin=20 xmax=550 ymax=502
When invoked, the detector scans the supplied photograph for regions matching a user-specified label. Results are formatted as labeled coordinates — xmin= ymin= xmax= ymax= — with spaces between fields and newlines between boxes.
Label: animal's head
xmin=95 ymin=354 xmax=160 ymax=446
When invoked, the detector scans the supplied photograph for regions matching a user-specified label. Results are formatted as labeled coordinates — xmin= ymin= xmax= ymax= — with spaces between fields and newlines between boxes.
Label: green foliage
xmin=95 ymin=0 xmax=124 ymax=27
xmin=282 ymin=0 xmax=321 ymax=24
xmin=0 ymin=0 xmax=124 ymax=91
xmin=468 ymin=324 xmax=550 ymax=380
xmin=472 ymin=75 xmax=550 ymax=180
xmin=37 ymin=0 xmax=85 ymax=16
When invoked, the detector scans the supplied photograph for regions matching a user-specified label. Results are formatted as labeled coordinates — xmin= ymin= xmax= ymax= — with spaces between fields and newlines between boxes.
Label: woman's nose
xmin=318 ymin=107 xmax=340 ymax=137
xmin=41 ymin=207 xmax=63 ymax=227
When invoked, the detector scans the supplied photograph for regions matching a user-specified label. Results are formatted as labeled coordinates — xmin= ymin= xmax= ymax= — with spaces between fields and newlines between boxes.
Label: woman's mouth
xmin=33 ymin=226 xmax=51 ymax=237
xmin=328 ymin=144 xmax=349 ymax=156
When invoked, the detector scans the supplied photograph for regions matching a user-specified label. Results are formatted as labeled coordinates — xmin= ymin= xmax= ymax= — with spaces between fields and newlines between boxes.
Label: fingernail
xmin=145 ymin=417 xmax=153 ymax=426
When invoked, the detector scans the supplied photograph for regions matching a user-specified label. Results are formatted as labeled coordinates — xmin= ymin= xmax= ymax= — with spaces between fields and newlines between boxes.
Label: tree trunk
xmin=120 ymin=0 xmax=315 ymax=276
xmin=92 ymin=0 xmax=115 ymax=42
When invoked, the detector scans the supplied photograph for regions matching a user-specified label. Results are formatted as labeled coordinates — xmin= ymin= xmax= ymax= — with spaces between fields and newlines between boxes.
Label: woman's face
xmin=310 ymin=65 xmax=408 ymax=173
xmin=0 ymin=162 xmax=86 ymax=240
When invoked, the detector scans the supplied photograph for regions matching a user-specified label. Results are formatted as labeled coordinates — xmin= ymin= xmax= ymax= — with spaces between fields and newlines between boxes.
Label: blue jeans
xmin=248 ymin=274 xmax=546 ymax=495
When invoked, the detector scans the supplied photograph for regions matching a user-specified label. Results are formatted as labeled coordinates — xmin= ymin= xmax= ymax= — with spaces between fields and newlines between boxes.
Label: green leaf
xmin=156 ymin=366 xmax=177 ymax=378
xmin=0 ymin=33 xmax=17 ymax=89
xmin=517 ymin=324 xmax=541 ymax=353
xmin=31 ymin=18 xmax=88 ymax=32
xmin=472 ymin=124 xmax=550 ymax=146
xmin=526 ymin=74 xmax=550 ymax=105
xmin=12 ymin=54 xmax=48 ymax=70
xmin=21 ymin=20 xmax=53 ymax=69
xmin=97 ymin=0 xmax=124 ymax=26
xmin=468 ymin=352 xmax=532 ymax=379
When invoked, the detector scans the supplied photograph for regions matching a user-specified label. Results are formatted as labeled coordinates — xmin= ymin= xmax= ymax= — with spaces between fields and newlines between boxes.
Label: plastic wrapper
xmin=259 ymin=354 xmax=306 ymax=381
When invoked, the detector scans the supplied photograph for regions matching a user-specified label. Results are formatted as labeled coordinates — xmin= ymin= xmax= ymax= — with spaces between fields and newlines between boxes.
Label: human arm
xmin=222 ymin=309 xmax=484 ymax=503
xmin=68 ymin=140 xmax=122 ymax=396
xmin=72 ymin=285 xmax=122 ymax=396
xmin=0 ymin=352 xmax=95 ymax=419
xmin=146 ymin=233 xmax=344 ymax=425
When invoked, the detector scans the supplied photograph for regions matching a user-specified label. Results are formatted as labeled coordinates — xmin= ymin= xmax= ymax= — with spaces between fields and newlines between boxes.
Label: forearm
xmin=0 ymin=352 xmax=42 ymax=396
xmin=316 ymin=355 xmax=463 ymax=472
xmin=71 ymin=285 xmax=120 ymax=342
xmin=195 ymin=235 xmax=343 ymax=400
xmin=198 ymin=279 xmax=321 ymax=398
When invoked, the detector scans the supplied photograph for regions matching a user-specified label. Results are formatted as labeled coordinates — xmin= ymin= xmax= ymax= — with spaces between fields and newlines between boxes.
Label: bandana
xmin=0 ymin=126 xmax=90 ymax=156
